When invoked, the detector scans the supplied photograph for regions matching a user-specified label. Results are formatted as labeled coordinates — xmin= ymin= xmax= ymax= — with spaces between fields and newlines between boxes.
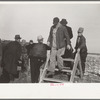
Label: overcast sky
xmin=0 ymin=2 xmax=100 ymax=53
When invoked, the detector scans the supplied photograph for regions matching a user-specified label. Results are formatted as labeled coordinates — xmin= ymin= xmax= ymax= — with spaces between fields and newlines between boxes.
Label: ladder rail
xmin=39 ymin=54 xmax=50 ymax=83
xmin=70 ymin=51 xmax=81 ymax=82
xmin=43 ymin=78 xmax=70 ymax=83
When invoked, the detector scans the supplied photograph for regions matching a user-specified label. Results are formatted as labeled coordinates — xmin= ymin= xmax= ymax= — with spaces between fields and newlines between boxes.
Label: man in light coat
xmin=47 ymin=17 xmax=71 ymax=77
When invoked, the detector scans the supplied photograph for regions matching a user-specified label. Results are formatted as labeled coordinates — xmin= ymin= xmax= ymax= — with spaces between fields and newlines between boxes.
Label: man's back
xmin=65 ymin=26 xmax=73 ymax=39
xmin=3 ymin=41 xmax=22 ymax=61
xmin=4 ymin=41 xmax=21 ymax=55
xmin=30 ymin=43 xmax=50 ymax=58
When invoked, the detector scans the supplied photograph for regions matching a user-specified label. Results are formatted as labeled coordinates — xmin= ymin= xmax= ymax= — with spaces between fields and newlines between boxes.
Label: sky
xmin=0 ymin=2 xmax=100 ymax=53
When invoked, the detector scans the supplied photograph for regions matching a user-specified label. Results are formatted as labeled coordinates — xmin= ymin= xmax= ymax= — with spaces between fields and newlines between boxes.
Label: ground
xmin=12 ymin=54 xmax=100 ymax=83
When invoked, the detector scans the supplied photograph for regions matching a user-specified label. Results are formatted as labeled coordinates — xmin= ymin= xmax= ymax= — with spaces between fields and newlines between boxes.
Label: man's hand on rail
xmin=47 ymin=42 xmax=50 ymax=46
xmin=67 ymin=44 xmax=71 ymax=50
xmin=77 ymin=48 xmax=80 ymax=52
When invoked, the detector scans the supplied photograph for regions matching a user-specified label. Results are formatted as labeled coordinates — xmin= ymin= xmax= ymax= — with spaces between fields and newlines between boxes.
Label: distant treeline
xmin=88 ymin=53 xmax=100 ymax=56
xmin=1 ymin=40 xmax=100 ymax=55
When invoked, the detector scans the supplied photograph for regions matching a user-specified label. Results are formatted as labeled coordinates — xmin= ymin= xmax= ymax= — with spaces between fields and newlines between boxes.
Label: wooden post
xmin=70 ymin=51 xmax=80 ymax=82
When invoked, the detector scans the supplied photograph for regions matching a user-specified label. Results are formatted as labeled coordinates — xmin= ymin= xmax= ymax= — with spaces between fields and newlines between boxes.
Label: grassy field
xmin=11 ymin=54 xmax=100 ymax=83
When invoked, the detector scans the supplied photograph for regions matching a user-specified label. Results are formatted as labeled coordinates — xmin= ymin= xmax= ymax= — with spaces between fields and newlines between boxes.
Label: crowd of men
xmin=0 ymin=17 xmax=87 ymax=83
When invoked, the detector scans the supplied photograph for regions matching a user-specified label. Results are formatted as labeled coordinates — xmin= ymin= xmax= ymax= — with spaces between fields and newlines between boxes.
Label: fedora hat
xmin=60 ymin=19 xmax=68 ymax=25
xmin=15 ymin=35 xmax=21 ymax=39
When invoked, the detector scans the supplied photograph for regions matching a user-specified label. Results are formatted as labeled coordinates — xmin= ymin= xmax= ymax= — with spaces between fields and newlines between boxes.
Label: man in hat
xmin=60 ymin=19 xmax=73 ymax=69
xmin=26 ymin=40 xmax=34 ymax=57
xmin=0 ymin=35 xmax=22 ymax=83
xmin=26 ymin=40 xmax=34 ymax=72
xmin=47 ymin=17 xmax=71 ymax=77
xmin=29 ymin=35 xmax=50 ymax=83
xmin=74 ymin=27 xmax=87 ymax=74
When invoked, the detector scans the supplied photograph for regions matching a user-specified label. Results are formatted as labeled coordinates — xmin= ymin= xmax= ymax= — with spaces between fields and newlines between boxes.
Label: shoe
xmin=9 ymin=74 xmax=14 ymax=81
xmin=46 ymin=72 xmax=54 ymax=78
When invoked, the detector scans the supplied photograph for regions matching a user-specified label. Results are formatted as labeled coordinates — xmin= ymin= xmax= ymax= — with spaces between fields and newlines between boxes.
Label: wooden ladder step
xmin=43 ymin=78 xmax=69 ymax=83
xmin=55 ymin=68 xmax=72 ymax=73
xmin=63 ymin=58 xmax=74 ymax=62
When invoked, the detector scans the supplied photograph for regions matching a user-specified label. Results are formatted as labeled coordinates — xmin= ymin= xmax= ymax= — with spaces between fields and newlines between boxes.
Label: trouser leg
xmin=30 ymin=57 xmax=44 ymax=83
xmin=57 ymin=47 xmax=65 ymax=70
xmin=37 ymin=58 xmax=46 ymax=82
xmin=81 ymin=60 xmax=85 ymax=73
xmin=48 ymin=48 xmax=57 ymax=72
xmin=30 ymin=57 xmax=36 ymax=83
xmin=35 ymin=59 xmax=41 ymax=83
xmin=80 ymin=52 xmax=87 ymax=74
xmin=0 ymin=68 xmax=10 ymax=83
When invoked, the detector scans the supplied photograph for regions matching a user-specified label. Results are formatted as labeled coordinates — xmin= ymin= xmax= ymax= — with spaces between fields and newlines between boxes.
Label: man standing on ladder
xmin=60 ymin=19 xmax=74 ymax=70
xmin=47 ymin=17 xmax=71 ymax=77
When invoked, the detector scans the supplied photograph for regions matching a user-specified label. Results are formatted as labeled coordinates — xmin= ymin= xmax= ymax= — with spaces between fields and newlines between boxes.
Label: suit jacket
xmin=65 ymin=26 xmax=73 ymax=39
xmin=47 ymin=23 xmax=70 ymax=49
xmin=75 ymin=35 xmax=87 ymax=53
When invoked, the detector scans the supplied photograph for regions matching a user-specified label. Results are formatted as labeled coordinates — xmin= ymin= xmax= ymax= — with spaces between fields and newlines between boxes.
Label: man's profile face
xmin=53 ymin=18 xmax=59 ymax=26
xmin=16 ymin=39 xmax=20 ymax=43
xmin=38 ymin=39 xmax=43 ymax=43
xmin=53 ymin=21 xmax=58 ymax=26
xmin=78 ymin=32 xmax=82 ymax=36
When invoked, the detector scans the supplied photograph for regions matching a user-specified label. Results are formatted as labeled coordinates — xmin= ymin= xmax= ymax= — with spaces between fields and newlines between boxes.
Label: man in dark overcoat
xmin=0 ymin=35 xmax=22 ymax=83
xmin=26 ymin=40 xmax=34 ymax=57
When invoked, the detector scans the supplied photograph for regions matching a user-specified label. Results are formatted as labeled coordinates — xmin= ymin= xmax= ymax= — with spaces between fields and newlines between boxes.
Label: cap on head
xmin=29 ymin=40 xmax=33 ymax=43
xmin=37 ymin=35 xmax=43 ymax=41
xmin=15 ymin=35 xmax=21 ymax=39
xmin=78 ymin=27 xmax=84 ymax=33
xmin=60 ymin=19 xmax=68 ymax=25
xmin=53 ymin=17 xmax=59 ymax=24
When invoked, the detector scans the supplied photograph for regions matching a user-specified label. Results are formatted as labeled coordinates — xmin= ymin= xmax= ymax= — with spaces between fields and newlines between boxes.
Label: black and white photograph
xmin=0 ymin=1 xmax=100 ymax=84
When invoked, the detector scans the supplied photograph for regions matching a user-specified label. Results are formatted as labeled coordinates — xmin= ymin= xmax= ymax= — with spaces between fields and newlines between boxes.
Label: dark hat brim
xmin=15 ymin=37 xmax=21 ymax=39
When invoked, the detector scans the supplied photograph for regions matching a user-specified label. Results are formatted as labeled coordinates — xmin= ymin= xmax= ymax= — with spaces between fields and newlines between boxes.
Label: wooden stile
xmin=39 ymin=51 xmax=83 ymax=83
